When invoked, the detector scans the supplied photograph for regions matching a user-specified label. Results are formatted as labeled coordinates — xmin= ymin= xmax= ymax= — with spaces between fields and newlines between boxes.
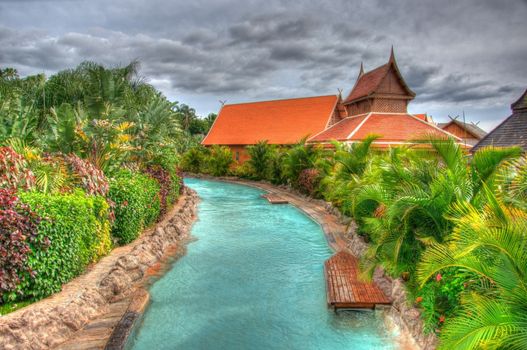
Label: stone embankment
xmin=0 ymin=187 xmax=199 ymax=350
xmin=332 ymin=214 xmax=438 ymax=350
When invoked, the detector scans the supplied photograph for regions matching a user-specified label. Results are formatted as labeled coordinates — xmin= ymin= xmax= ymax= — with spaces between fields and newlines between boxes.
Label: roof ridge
xmin=346 ymin=112 xmax=372 ymax=139
xmin=223 ymin=94 xmax=337 ymax=107
xmin=343 ymin=62 xmax=392 ymax=104
xmin=405 ymin=113 xmax=462 ymax=141
xmin=361 ymin=63 xmax=390 ymax=78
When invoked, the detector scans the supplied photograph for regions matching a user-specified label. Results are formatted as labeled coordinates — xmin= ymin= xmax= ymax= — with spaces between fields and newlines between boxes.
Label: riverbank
xmin=186 ymin=174 xmax=437 ymax=350
xmin=0 ymin=187 xmax=199 ymax=350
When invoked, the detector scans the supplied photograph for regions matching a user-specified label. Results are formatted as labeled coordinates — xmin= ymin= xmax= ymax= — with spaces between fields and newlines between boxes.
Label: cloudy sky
xmin=1 ymin=0 xmax=526 ymax=130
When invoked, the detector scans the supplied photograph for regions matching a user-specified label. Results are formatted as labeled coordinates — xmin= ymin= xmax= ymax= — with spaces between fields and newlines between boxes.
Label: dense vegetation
xmin=181 ymin=138 xmax=527 ymax=350
xmin=0 ymin=63 xmax=209 ymax=310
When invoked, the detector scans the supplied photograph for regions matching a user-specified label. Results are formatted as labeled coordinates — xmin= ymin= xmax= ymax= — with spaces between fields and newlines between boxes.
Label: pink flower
xmin=436 ymin=273 xmax=442 ymax=282
xmin=439 ymin=315 xmax=445 ymax=323
xmin=415 ymin=296 xmax=423 ymax=303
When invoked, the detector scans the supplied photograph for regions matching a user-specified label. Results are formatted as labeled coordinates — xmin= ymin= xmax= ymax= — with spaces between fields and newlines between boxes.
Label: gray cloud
xmin=0 ymin=0 xmax=526 ymax=130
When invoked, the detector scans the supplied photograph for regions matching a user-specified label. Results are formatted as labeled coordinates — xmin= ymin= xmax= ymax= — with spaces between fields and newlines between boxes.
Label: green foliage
xmin=205 ymin=145 xmax=233 ymax=176
xmin=418 ymin=188 xmax=527 ymax=349
xmin=267 ymin=147 xmax=287 ymax=184
xmin=0 ymin=189 xmax=42 ymax=301
xmin=1 ymin=61 xmax=195 ymax=175
xmin=0 ymin=61 xmax=194 ymax=306
xmin=144 ymin=165 xmax=180 ymax=215
xmin=180 ymin=145 xmax=209 ymax=173
xmin=231 ymin=161 xmax=255 ymax=179
xmin=415 ymin=268 xmax=465 ymax=333
xmin=175 ymin=103 xmax=216 ymax=136
xmin=108 ymin=170 xmax=160 ymax=245
xmin=319 ymin=136 xmax=380 ymax=212
xmin=17 ymin=191 xmax=111 ymax=301
xmin=282 ymin=140 xmax=322 ymax=187
xmin=246 ymin=140 xmax=273 ymax=179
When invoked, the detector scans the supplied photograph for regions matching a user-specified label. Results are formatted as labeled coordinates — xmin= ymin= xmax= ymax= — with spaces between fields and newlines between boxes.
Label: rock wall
xmin=0 ymin=187 xmax=199 ymax=350
xmin=340 ymin=218 xmax=438 ymax=350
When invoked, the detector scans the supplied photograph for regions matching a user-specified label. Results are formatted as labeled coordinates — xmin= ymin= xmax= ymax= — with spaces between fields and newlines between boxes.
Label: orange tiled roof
xmin=344 ymin=64 xmax=389 ymax=103
xmin=413 ymin=113 xmax=428 ymax=121
xmin=202 ymin=95 xmax=338 ymax=145
xmin=309 ymin=114 xmax=369 ymax=142
xmin=309 ymin=113 xmax=461 ymax=145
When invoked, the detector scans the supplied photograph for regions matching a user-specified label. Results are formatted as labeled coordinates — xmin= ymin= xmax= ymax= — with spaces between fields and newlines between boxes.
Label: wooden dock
xmin=261 ymin=193 xmax=288 ymax=204
xmin=324 ymin=251 xmax=391 ymax=309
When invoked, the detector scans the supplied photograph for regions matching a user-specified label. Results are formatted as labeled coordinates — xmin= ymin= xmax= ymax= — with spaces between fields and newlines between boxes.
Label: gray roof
xmin=472 ymin=113 xmax=527 ymax=152
xmin=511 ymin=88 xmax=527 ymax=112
xmin=438 ymin=119 xmax=487 ymax=139
xmin=472 ymin=89 xmax=527 ymax=152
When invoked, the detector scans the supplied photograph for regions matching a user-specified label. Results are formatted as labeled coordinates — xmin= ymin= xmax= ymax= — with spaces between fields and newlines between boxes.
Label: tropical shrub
xmin=232 ymin=161 xmax=255 ymax=179
xmin=0 ymin=189 xmax=43 ymax=301
xmin=298 ymin=168 xmax=321 ymax=195
xmin=64 ymin=154 xmax=109 ymax=196
xmin=144 ymin=165 xmax=180 ymax=216
xmin=205 ymin=145 xmax=233 ymax=176
xmin=352 ymin=141 xmax=520 ymax=280
xmin=0 ymin=146 xmax=35 ymax=190
xmin=282 ymin=141 xmax=321 ymax=187
xmin=418 ymin=188 xmax=527 ymax=349
xmin=180 ymin=145 xmax=209 ymax=173
xmin=30 ymin=154 xmax=71 ymax=194
xmin=17 ymin=190 xmax=111 ymax=300
xmin=108 ymin=170 xmax=160 ymax=244
xmin=415 ymin=268 xmax=465 ymax=333
xmin=246 ymin=141 xmax=273 ymax=179
xmin=267 ymin=147 xmax=287 ymax=184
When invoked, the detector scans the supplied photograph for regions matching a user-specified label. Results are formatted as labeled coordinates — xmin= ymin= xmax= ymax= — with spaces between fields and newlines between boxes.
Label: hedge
xmin=108 ymin=170 xmax=161 ymax=245
xmin=17 ymin=190 xmax=111 ymax=301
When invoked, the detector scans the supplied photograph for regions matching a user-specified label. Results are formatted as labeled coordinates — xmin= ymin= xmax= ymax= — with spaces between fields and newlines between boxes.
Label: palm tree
xmin=247 ymin=140 xmax=273 ymax=179
xmin=282 ymin=139 xmax=321 ymax=186
xmin=318 ymin=135 xmax=379 ymax=211
xmin=417 ymin=186 xmax=527 ymax=349
xmin=352 ymin=139 xmax=521 ymax=279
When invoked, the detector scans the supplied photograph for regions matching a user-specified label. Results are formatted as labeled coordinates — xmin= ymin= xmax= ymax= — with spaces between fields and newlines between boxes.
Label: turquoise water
xmin=130 ymin=179 xmax=396 ymax=350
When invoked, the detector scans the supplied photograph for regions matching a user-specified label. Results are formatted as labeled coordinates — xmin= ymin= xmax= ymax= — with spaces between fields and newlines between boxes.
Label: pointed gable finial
xmin=389 ymin=45 xmax=395 ymax=63
xmin=357 ymin=61 xmax=365 ymax=79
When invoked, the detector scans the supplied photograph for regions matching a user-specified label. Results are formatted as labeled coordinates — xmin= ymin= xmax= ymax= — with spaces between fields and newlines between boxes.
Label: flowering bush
xmin=298 ymin=168 xmax=321 ymax=195
xmin=64 ymin=154 xmax=109 ymax=196
xmin=417 ymin=268 xmax=465 ymax=333
xmin=144 ymin=166 xmax=180 ymax=216
xmin=0 ymin=147 xmax=35 ymax=190
xmin=0 ymin=189 xmax=43 ymax=301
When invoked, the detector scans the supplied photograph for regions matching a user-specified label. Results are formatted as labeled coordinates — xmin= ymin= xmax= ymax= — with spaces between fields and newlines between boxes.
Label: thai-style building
xmin=472 ymin=88 xmax=527 ymax=152
xmin=438 ymin=118 xmax=486 ymax=146
xmin=201 ymin=95 xmax=342 ymax=163
xmin=202 ymin=49 xmax=460 ymax=161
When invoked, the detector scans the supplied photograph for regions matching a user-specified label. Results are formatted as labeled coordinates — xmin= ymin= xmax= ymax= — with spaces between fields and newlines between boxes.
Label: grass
xmin=0 ymin=300 xmax=32 ymax=316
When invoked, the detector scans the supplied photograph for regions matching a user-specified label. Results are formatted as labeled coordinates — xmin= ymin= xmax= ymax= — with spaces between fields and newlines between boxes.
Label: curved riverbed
xmin=130 ymin=179 xmax=396 ymax=349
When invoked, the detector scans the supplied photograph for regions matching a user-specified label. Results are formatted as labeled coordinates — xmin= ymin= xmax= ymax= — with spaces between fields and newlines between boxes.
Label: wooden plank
xmin=324 ymin=251 xmax=391 ymax=309
xmin=261 ymin=193 xmax=288 ymax=204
